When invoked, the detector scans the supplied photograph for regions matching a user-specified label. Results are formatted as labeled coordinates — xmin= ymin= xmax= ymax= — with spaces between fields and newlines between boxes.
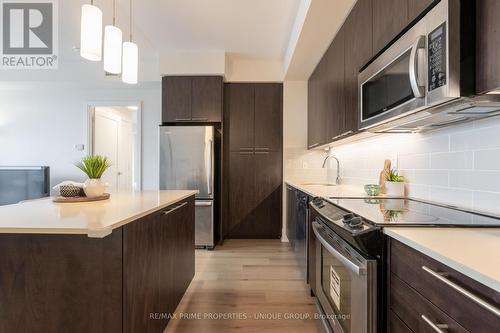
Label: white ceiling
xmin=132 ymin=0 xmax=301 ymax=59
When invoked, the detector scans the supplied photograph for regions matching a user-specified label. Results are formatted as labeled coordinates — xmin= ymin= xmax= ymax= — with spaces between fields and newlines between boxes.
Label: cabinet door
xmin=326 ymin=27 xmax=346 ymax=142
xmin=372 ymin=0 xmax=409 ymax=54
xmin=191 ymin=76 xmax=223 ymax=122
xmin=227 ymin=152 xmax=255 ymax=237
xmin=254 ymin=83 xmax=283 ymax=152
xmin=123 ymin=213 xmax=163 ymax=333
xmin=476 ymin=0 xmax=500 ymax=93
xmin=253 ymin=151 xmax=282 ymax=238
xmin=344 ymin=0 xmax=373 ymax=135
xmin=162 ymin=76 xmax=192 ymax=122
xmin=408 ymin=0 xmax=435 ymax=22
xmin=226 ymin=84 xmax=255 ymax=151
xmin=161 ymin=198 xmax=195 ymax=309
xmin=307 ymin=55 xmax=328 ymax=149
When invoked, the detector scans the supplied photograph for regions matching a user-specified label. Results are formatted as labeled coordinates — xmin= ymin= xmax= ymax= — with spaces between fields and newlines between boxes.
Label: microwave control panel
xmin=428 ymin=22 xmax=447 ymax=91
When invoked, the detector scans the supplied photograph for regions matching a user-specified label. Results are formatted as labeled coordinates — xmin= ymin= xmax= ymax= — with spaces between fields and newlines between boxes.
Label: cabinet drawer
xmin=391 ymin=273 xmax=468 ymax=332
xmin=389 ymin=310 xmax=413 ymax=333
xmin=390 ymin=239 xmax=500 ymax=332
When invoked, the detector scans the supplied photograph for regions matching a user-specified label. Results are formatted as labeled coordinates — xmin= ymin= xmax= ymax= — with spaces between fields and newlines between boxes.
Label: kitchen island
xmin=0 ymin=190 xmax=197 ymax=333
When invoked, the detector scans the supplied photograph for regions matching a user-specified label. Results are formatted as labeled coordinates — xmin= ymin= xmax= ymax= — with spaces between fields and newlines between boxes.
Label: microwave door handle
xmin=409 ymin=35 xmax=426 ymax=98
xmin=312 ymin=222 xmax=365 ymax=275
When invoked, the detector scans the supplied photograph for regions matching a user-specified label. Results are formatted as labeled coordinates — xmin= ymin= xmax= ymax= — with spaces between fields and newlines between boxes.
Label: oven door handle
xmin=312 ymin=222 xmax=366 ymax=276
xmin=409 ymin=35 xmax=426 ymax=98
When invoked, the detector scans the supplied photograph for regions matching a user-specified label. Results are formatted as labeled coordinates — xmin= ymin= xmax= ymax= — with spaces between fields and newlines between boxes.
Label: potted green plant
xmin=75 ymin=155 xmax=111 ymax=198
xmin=385 ymin=168 xmax=405 ymax=197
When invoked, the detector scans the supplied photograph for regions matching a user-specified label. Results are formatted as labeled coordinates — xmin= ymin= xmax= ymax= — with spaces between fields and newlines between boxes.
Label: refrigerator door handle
xmin=207 ymin=139 xmax=213 ymax=196
xmin=195 ymin=201 xmax=213 ymax=207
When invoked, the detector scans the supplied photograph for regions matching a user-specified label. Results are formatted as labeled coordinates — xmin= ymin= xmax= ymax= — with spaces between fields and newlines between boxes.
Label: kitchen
xmin=0 ymin=0 xmax=499 ymax=332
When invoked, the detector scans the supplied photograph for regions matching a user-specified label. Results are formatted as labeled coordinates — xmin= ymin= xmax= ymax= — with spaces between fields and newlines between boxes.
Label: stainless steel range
xmin=309 ymin=197 xmax=500 ymax=333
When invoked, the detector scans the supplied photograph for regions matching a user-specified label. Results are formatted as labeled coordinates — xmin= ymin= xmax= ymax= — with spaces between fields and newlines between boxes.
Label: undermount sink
xmin=300 ymin=182 xmax=337 ymax=187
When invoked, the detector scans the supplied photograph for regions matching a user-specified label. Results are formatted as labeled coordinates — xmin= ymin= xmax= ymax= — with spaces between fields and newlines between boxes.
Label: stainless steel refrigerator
xmin=159 ymin=126 xmax=214 ymax=249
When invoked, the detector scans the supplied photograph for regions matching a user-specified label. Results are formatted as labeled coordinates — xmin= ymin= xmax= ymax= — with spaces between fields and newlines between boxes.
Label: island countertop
xmin=0 ymin=190 xmax=198 ymax=238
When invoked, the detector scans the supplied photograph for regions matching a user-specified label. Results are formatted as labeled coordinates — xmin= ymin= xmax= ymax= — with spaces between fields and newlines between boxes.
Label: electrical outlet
xmin=75 ymin=144 xmax=85 ymax=151
xmin=302 ymin=161 xmax=309 ymax=169
xmin=390 ymin=153 xmax=398 ymax=168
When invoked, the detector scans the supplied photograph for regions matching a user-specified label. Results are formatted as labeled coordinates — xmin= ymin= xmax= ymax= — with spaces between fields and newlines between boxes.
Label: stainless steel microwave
xmin=358 ymin=0 xmax=500 ymax=133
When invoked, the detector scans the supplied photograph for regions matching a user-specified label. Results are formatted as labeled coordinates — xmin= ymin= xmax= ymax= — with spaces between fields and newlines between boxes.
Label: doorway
xmin=87 ymin=103 xmax=142 ymax=191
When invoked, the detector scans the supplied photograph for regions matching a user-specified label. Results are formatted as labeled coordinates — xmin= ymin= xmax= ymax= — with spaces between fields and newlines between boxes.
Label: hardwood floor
xmin=164 ymin=240 xmax=321 ymax=333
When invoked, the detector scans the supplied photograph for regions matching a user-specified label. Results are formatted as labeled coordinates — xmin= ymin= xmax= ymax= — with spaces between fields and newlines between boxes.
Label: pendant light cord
xmin=129 ymin=0 xmax=133 ymax=42
xmin=112 ymin=0 xmax=116 ymax=26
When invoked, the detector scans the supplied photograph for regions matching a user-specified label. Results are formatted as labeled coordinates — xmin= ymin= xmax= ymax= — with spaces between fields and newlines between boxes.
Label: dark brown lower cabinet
xmin=227 ymin=151 xmax=282 ymax=238
xmin=388 ymin=238 xmax=500 ymax=332
xmin=0 ymin=197 xmax=195 ymax=333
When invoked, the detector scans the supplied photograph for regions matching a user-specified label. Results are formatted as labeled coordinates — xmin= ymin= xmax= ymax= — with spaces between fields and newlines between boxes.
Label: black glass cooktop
xmin=327 ymin=197 xmax=500 ymax=227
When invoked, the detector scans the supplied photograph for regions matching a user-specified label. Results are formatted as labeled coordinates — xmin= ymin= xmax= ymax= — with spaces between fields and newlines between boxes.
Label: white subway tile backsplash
xmin=474 ymin=149 xmax=500 ymax=170
xmin=449 ymin=170 xmax=500 ymax=192
xmin=473 ymin=191 xmax=500 ymax=215
xmin=450 ymin=126 xmax=500 ymax=151
xmin=430 ymin=151 xmax=473 ymax=170
xmin=285 ymin=118 xmax=500 ymax=214
xmin=399 ymin=153 xmax=430 ymax=170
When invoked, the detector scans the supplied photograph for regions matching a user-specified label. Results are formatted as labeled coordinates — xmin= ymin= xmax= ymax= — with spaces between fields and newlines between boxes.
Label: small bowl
xmin=59 ymin=185 xmax=81 ymax=197
xmin=364 ymin=184 xmax=381 ymax=196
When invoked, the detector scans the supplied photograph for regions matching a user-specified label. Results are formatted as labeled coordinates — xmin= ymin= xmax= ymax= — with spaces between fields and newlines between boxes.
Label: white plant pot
xmin=385 ymin=181 xmax=405 ymax=197
xmin=83 ymin=179 xmax=106 ymax=198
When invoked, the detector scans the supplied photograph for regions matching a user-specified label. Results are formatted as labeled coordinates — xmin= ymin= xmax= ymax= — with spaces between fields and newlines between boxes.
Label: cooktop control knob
xmin=343 ymin=214 xmax=363 ymax=229
xmin=343 ymin=213 xmax=355 ymax=221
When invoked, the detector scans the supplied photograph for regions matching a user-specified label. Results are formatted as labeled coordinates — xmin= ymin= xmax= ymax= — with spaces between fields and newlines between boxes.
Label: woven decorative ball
xmin=59 ymin=185 xmax=82 ymax=197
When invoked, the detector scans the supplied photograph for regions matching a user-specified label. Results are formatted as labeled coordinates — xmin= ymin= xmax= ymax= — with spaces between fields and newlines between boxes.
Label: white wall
xmin=0 ymin=82 xmax=161 ymax=191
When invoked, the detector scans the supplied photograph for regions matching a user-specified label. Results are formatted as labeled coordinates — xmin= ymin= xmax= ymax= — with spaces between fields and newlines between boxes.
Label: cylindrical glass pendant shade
xmin=122 ymin=41 xmax=138 ymax=84
xmin=103 ymin=25 xmax=123 ymax=74
xmin=80 ymin=4 xmax=103 ymax=61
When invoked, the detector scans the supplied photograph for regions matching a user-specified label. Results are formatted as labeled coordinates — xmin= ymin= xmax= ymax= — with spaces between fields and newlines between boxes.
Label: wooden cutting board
xmin=52 ymin=193 xmax=110 ymax=203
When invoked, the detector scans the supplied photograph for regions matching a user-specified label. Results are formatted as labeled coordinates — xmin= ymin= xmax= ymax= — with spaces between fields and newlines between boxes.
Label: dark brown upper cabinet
xmin=307 ymin=54 xmax=328 ymax=149
xmin=254 ymin=83 xmax=283 ymax=152
xmin=408 ymin=0 xmax=436 ymax=22
xmin=476 ymin=0 xmax=500 ymax=94
xmin=226 ymin=83 xmax=255 ymax=151
xmin=372 ymin=0 xmax=409 ymax=54
xmin=162 ymin=76 xmax=223 ymax=123
xmin=227 ymin=83 xmax=283 ymax=152
xmin=191 ymin=76 xmax=223 ymax=122
xmin=326 ymin=26 xmax=346 ymax=142
xmin=162 ymin=76 xmax=191 ymax=122
xmin=344 ymin=0 xmax=373 ymax=134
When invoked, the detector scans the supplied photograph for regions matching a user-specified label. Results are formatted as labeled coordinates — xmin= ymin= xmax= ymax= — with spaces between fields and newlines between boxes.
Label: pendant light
xmin=103 ymin=0 xmax=123 ymax=74
xmin=122 ymin=0 xmax=138 ymax=84
xmin=80 ymin=1 xmax=103 ymax=61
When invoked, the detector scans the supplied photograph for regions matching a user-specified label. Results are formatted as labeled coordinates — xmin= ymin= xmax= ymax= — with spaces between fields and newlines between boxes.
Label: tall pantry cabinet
xmin=224 ymin=83 xmax=283 ymax=238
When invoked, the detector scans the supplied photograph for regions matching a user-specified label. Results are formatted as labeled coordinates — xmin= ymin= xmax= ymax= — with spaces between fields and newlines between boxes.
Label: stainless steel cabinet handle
xmin=175 ymin=118 xmax=191 ymax=121
xmin=255 ymin=151 xmax=269 ymax=155
xmin=308 ymin=143 xmax=319 ymax=149
xmin=421 ymin=315 xmax=449 ymax=333
xmin=239 ymin=152 xmax=254 ymax=155
xmin=422 ymin=266 xmax=500 ymax=317
xmin=239 ymin=147 xmax=254 ymax=151
xmin=207 ymin=139 xmax=213 ymax=195
xmin=162 ymin=201 xmax=188 ymax=215
xmin=341 ymin=130 xmax=353 ymax=136
xmin=192 ymin=117 xmax=209 ymax=121
xmin=255 ymin=147 xmax=270 ymax=151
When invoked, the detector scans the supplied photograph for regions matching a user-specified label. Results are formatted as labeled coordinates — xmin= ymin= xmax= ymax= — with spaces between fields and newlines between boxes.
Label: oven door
xmin=313 ymin=221 xmax=377 ymax=333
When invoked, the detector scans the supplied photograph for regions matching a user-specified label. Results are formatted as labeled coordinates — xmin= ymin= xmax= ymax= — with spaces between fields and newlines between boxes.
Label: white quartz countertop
xmin=384 ymin=227 xmax=500 ymax=293
xmin=0 ymin=190 xmax=197 ymax=238
xmin=285 ymin=180 xmax=386 ymax=198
